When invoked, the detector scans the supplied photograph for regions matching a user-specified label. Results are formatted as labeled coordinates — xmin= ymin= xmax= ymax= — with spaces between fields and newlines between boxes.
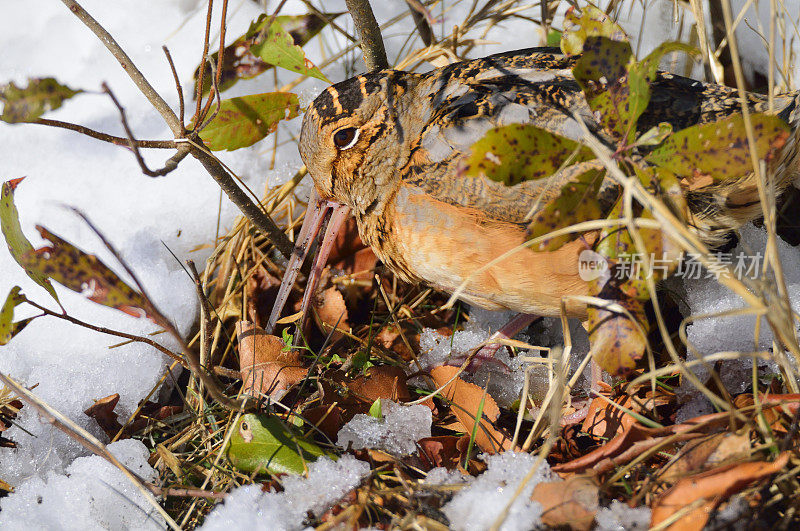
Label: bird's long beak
xmin=266 ymin=187 xmax=351 ymax=335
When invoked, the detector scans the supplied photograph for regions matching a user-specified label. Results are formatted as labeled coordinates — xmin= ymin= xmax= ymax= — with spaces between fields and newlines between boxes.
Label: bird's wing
xmin=401 ymin=47 xmax=794 ymax=225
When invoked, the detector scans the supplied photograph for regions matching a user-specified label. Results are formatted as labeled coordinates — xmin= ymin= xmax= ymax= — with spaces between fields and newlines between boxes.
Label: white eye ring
xmin=332 ymin=127 xmax=360 ymax=150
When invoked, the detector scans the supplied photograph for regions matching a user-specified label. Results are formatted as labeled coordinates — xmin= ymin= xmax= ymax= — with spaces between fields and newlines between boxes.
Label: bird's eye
xmin=332 ymin=127 xmax=359 ymax=150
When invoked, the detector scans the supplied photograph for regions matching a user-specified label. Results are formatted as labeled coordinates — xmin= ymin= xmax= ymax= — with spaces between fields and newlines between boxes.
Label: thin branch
xmin=59 ymin=0 xmax=181 ymax=136
xmin=103 ymin=83 xmax=188 ymax=178
xmin=162 ymin=46 xmax=185 ymax=131
xmin=31 ymin=118 xmax=176 ymax=148
xmin=197 ymin=0 xmax=228 ymax=128
xmin=192 ymin=0 xmax=215 ymax=126
xmin=23 ymin=298 xmax=186 ymax=366
xmin=406 ymin=0 xmax=435 ymax=47
xmin=344 ymin=0 xmax=389 ymax=70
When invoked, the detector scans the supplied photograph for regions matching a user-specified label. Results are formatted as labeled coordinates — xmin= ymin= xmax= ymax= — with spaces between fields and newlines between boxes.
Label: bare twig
xmin=162 ymin=46 xmax=185 ymax=131
xmin=344 ymin=0 xmax=389 ymax=70
xmin=102 ymin=83 xmax=189 ymax=178
xmin=23 ymin=298 xmax=185 ymax=365
xmin=31 ymin=118 xmax=176 ymax=148
xmin=192 ymin=0 xmax=215 ymax=127
xmin=59 ymin=0 xmax=181 ymax=136
xmin=197 ymin=0 xmax=228 ymax=128
xmin=406 ymin=0 xmax=435 ymax=47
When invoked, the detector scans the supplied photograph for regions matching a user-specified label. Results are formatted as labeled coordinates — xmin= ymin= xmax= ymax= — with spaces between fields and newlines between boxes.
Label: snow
xmin=200 ymin=454 xmax=369 ymax=531
xmin=0 ymin=439 xmax=164 ymax=530
xmin=594 ymin=500 xmax=651 ymax=531
xmin=337 ymin=399 xmax=432 ymax=456
xmin=439 ymin=452 xmax=554 ymax=531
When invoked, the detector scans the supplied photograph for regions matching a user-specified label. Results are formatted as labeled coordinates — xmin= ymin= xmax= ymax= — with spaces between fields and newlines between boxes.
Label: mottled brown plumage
xmin=294 ymin=47 xmax=800 ymax=320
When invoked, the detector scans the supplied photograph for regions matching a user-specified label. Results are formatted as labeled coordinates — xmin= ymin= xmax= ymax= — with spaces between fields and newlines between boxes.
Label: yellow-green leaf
xmin=461 ymin=124 xmax=594 ymax=186
xmin=1 ymin=78 xmax=83 ymax=123
xmin=226 ymin=413 xmax=332 ymax=475
xmin=20 ymin=226 xmax=152 ymax=320
xmin=0 ymin=178 xmax=59 ymax=303
xmin=0 ymin=287 xmax=29 ymax=346
xmin=250 ymin=23 xmax=330 ymax=83
xmin=199 ymin=92 xmax=300 ymax=151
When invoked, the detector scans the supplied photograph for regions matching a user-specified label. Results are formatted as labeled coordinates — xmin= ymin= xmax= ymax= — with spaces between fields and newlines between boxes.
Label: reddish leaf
xmin=236 ymin=321 xmax=308 ymax=399
xmin=84 ymin=393 xmax=123 ymax=439
xmin=532 ymin=474 xmax=599 ymax=531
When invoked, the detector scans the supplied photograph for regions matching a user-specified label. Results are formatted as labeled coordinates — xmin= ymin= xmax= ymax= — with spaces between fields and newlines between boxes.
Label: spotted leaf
xmin=461 ymin=124 xmax=594 ymax=186
xmin=645 ymin=113 xmax=790 ymax=182
xmin=526 ymin=167 xmax=605 ymax=250
xmin=0 ymin=178 xmax=59 ymax=303
xmin=199 ymin=92 xmax=300 ymax=151
xmin=561 ymin=5 xmax=627 ymax=56
xmin=20 ymin=226 xmax=152 ymax=320
xmin=0 ymin=287 xmax=30 ymax=346
xmin=0 ymin=77 xmax=83 ymax=123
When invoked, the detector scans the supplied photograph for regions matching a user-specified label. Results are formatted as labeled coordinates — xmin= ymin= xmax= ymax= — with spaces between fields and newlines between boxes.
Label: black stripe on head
xmin=312 ymin=72 xmax=387 ymax=125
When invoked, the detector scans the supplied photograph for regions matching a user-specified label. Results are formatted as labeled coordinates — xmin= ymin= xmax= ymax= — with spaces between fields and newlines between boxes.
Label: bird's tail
xmin=686 ymin=92 xmax=800 ymax=247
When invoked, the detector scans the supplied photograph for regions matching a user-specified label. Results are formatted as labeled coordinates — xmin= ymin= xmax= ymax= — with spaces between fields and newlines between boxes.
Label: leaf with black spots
xmin=561 ymin=5 xmax=627 ymax=56
xmin=0 ymin=178 xmax=59 ymax=303
xmin=194 ymin=12 xmax=341 ymax=95
xmin=226 ymin=413 xmax=332 ymax=475
xmin=586 ymin=290 xmax=648 ymax=376
xmin=0 ymin=287 xmax=31 ymax=346
xmin=461 ymin=124 xmax=594 ymax=186
xmin=527 ymin=167 xmax=605 ymax=250
xmin=199 ymin=92 xmax=299 ymax=151
xmin=645 ymin=113 xmax=790 ymax=182
xmin=20 ymin=226 xmax=153 ymax=320
xmin=1 ymin=78 xmax=83 ymax=123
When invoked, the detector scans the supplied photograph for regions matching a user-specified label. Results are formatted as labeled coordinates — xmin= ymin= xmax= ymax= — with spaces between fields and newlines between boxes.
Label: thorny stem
xmin=344 ymin=0 xmax=389 ymax=70
xmin=59 ymin=0 xmax=182 ymax=136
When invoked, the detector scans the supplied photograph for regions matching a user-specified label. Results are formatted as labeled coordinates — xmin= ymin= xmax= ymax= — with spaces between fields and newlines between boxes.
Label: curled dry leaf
xmin=658 ymin=431 xmax=752 ymax=485
xmin=236 ymin=321 xmax=308 ymax=400
xmin=84 ymin=393 xmax=123 ymax=439
xmin=313 ymin=286 xmax=350 ymax=341
xmin=417 ymin=435 xmax=463 ymax=471
xmin=532 ymin=474 xmax=599 ymax=531
xmin=429 ymin=366 xmax=514 ymax=454
xmin=650 ymin=452 xmax=790 ymax=531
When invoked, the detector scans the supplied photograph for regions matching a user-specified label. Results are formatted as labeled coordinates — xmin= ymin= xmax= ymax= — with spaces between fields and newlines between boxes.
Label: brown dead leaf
xmin=375 ymin=325 xmax=401 ymax=349
xmin=84 ymin=393 xmax=123 ymax=439
xmin=429 ymin=366 xmax=514 ymax=454
xmin=313 ymin=286 xmax=350 ymax=340
xmin=348 ymin=365 xmax=411 ymax=404
xmin=659 ymin=431 xmax=752 ymax=484
xmin=580 ymin=394 xmax=637 ymax=441
xmin=651 ymin=452 xmax=789 ymax=531
xmin=417 ymin=436 xmax=462 ymax=471
xmin=246 ymin=264 xmax=281 ymax=328
xmin=327 ymin=216 xmax=377 ymax=276
xmin=533 ymin=474 xmax=599 ymax=531
xmin=236 ymin=321 xmax=308 ymax=399
xmin=303 ymin=404 xmax=347 ymax=441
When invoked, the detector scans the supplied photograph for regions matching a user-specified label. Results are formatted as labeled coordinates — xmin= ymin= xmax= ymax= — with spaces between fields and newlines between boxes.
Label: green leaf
xmin=0 ymin=287 xmax=29 ymax=346
xmin=0 ymin=178 xmax=59 ymax=303
xmin=546 ymin=30 xmax=562 ymax=47
xmin=526 ymin=167 xmax=605 ymax=250
xmin=20 ymin=226 xmax=153 ymax=320
xmin=645 ymin=113 xmax=791 ymax=183
xmin=633 ymin=122 xmax=673 ymax=147
xmin=250 ymin=22 xmax=330 ymax=83
xmin=461 ymin=124 xmax=594 ymax=186
xmin=368 ymin=398 xmax=382 ymax=419
xmin=1 ymin=78 xmax=83 ymax=123
xmin=194 ymin=12 xmax=342 ymax=95
xmin=199 ymin=92 xmax=300 ymax=151
xmin=561 ymin=5 xmax=627 ymax=56
xmin=226 ymin=413 xmax=332 ymax=475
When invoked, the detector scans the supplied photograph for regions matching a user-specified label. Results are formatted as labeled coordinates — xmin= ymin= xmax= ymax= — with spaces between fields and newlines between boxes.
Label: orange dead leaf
xmin=348 ymin=365 xmax=411 ymax=404
xmin=533 ymin=474 xmax=599 ymax=531
xmin=429 ymin=366 xmax=514 ymax=454
xmin=417 ymin=435 xmax=463 ymax=471
xmin=236 ymin=321 xmax=308 ymax=399
xmin=580 ymin=394 xmax=637 ymax=440
xmin=658 ymin=431 xmax=752 ymax=485
xmin=651 ymin=452 xmax=789 ymax=531
xmin=313 ymin=286 xmax=350 ymax=340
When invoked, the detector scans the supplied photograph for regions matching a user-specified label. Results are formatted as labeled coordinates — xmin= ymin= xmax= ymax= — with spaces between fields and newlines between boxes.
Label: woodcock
xmin=267 ymin=47 xmax=800 ymax=337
